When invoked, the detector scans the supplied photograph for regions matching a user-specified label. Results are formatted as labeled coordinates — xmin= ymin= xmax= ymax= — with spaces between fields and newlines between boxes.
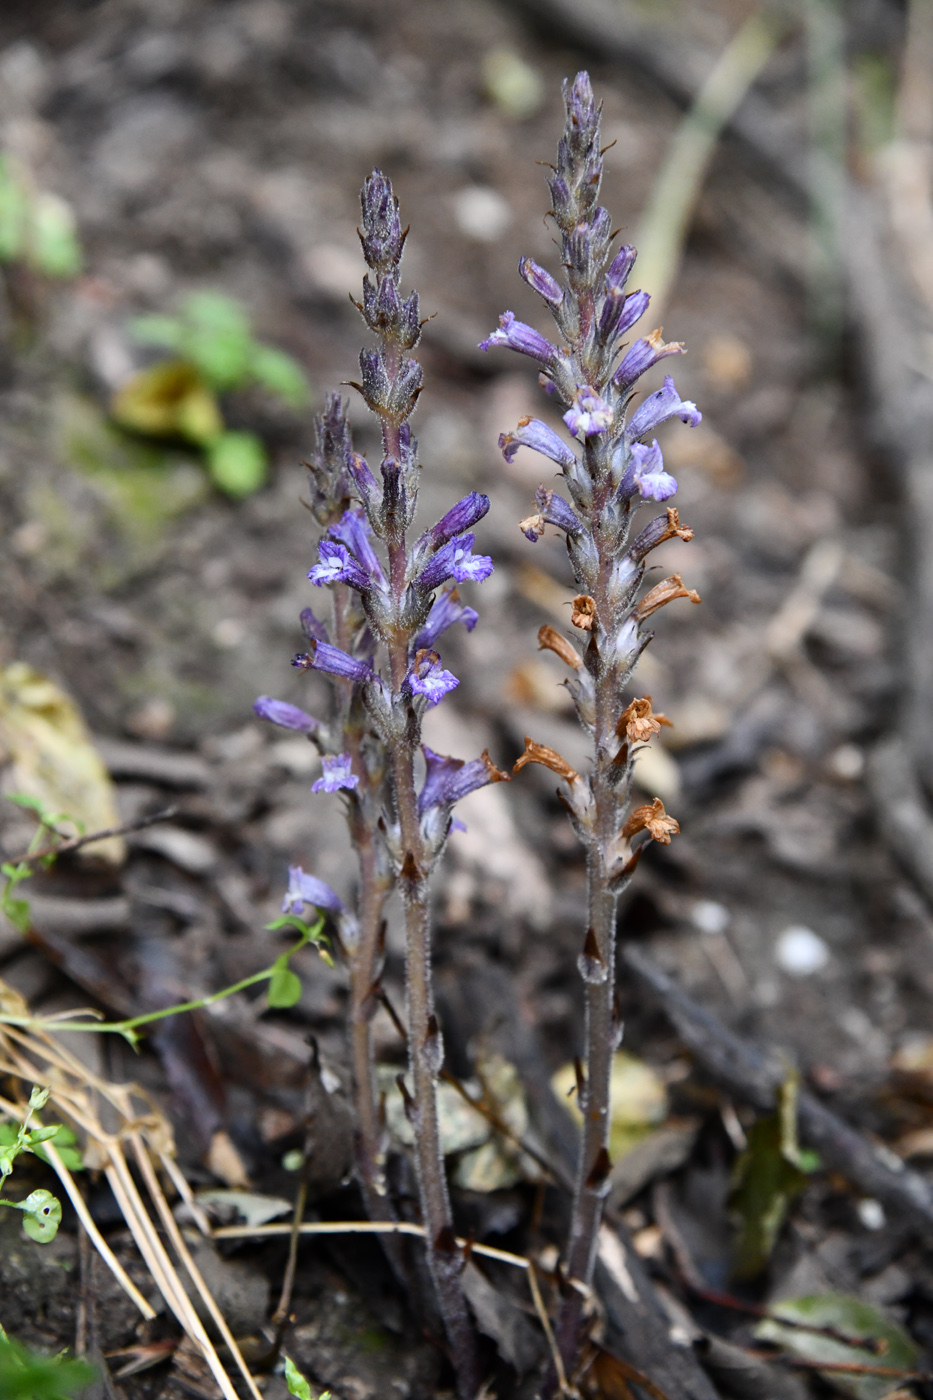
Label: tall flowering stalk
xmin=482 ymin=73 xmax=701 ymax=1376
xmin=257 ymin=172 xmax=505 ymax=1398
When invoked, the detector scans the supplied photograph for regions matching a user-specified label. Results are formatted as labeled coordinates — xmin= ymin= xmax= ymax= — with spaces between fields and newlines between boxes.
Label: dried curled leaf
xmin=0 ymin=663 xmax=124 ymax=864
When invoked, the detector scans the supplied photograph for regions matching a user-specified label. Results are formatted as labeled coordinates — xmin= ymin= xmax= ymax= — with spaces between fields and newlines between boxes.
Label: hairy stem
xmin=386 ymin=558 xmax=480 ymax=1399
xmin=557 ymin=488 xmax=624 ymax=1374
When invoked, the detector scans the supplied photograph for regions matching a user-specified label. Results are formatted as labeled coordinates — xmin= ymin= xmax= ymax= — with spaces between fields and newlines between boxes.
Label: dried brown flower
xmin=634 ymin=573 xmax=701 ymax=622
xmin=513 ymin=736 xmax=579 ymax=782
xmin=618 ymin=696 xmax=673 ymax=744
xmin=571 ymin=594 xmax=597 ymax=630
xmin=538 ymin=624 xmax=582 ymax=670
xmin=621 ymin=796 xmax=680 ymax=844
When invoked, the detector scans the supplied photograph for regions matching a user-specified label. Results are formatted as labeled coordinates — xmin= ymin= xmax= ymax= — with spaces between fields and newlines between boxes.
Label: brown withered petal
xmin=519 ymin=512 xmax=547 ymax=539
xmin=481 ymin=749 xmax=512 ymax=783
xmin=571 ymin=593 xmax=597 ymax=630
xmin=513 ymin=736 xmax=579 ymax=783
xmin=621 ymin=796 xmax=680 ymax=844
xmin=538 ymin=624 xmax=582 ymax=670
xmin=618 ymin=695 xmax=674 ymax=744
xmin=667 ymin=506 xmax=694 ymax=543
xmin=634 ymin=573 xmax=701 ymax=622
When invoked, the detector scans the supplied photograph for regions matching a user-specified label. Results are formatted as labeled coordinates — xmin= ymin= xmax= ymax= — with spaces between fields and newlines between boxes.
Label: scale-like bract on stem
xmin=255 ymin=171 xmax=505 ymax=1399
xmin=482 ymin=71 xmax=702 ymax=1381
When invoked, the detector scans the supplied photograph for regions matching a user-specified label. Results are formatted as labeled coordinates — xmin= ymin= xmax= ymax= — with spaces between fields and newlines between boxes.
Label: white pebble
xmin=451 ymin=186 xmax=512 ymax=242
xmin=691 ymin=900 xmax=730 ymax=935
xmin=857 ymin=1198 xmax=885 ymax=1231
xmin=775 ymin=925 xmax=830 ymax=977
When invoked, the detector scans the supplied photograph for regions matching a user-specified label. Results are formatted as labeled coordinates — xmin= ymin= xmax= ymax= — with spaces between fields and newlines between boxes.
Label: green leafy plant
xmin=1 ymin=793 xmax=83 ymax=934
xmin=0 ymin=1327 xmax=94 ymax=1400
xmin=283 ymin=1355 xmax=330 ymax=1400
xmin=0 ymin=155 xmax=82 ymax=280
xmin=111 ymin=291 xmax=310 ymax=498
xmin=0 ymin=1086 xmax=82 ymax=1244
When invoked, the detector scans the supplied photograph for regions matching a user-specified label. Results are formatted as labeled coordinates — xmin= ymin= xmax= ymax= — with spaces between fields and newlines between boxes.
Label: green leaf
xmin=1 ymin=896 xmax=30 ymax=933
xmin=267 ymin=960 xmax=302 ymax=1009
xmin=756 ymin=1293 xmax=920 ymax=1400
xmin=181 ymin=291 xmax=253 ymax=390
xmin=0 ymin=159 xmax=29 ymax=263
xmin=729 ymin=1067 xmax=815 ymax=1279
xmin=249 ymin=344 xmax=310 ymax=409
xmin=265 ymin=914 xmax=325 ymax=942
xmin=206 ymin=431 xmax=267 ymax=497
xmin=283 ymin=1356 xmax=313 ymax=1400
xmin=0 ymin=1331 xmax=95 ymax=1400
xmin=18 ymin=1189 xmax=61 ymax=1243
xmin=129 ymin=313 xmax=186 ymax=351
xmin=29 ymin=193 xmax=82 ymax=279
xmin=31 ymin=1126 xmax=84 ymax=1173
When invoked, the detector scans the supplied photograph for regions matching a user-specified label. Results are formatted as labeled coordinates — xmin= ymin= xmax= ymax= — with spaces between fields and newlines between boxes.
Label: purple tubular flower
xmin=308 ymin=539 xmax=371 ymax=591
xmin=498 ymin=417 xmax=578 ymax=471
xmin=519 ymin=486 xmax=584 ymax=542
xmin=359 ymin=169 xmax=405 ymax=272
xmin=282 ymin=864 xmax=344 ymax=916
xmin=293 ymin=641 xmax=375 ymax=684
xmin=423 ymin=492 xmax=490 ymax=551
xmin=329 ymin=508 xmax=386 ymax=587
xmin=416 ymin=533 xmax=493 ymax=592
xmin=299 ymin=607 xmax=328 ymax=645
xmin=613 ymin=330 xmax=685 ymax=392
xmin=479 ymin=311 xmax=557 ymax=364
xmin=625 ymin=374 xmax=702 ymax=441
xmin=312 ymin=753 xmax=360 ymax=793
xmin=418 ymin=746 xmax=506 ymax=814
xmin=630 ymin=440 xmax=678 ymax=501
xmin=408 ymin=650 xmax=459 ymax=706
xmin=564 ymin=385 xmax=613 ymax=439
xmin=519 ymin=256 xmax=564 ymax=307
xmin=605 ymin=245 xmax=637 ymax=291
xmin=253 ymin=696 xmax=319 ymax=733
xmin=414 ymin=587 xmax=479 ymax=650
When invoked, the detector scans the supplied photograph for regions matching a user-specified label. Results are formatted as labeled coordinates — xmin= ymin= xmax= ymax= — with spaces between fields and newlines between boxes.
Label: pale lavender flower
xmin=253 ymin=696 xmax=318 ymax=733
xmin=408 ymin=650 xmax=459 ymax=706
xmin=308 ymin=539 xmax=371 ymax=591
xmin=625 ymin=373 xmax=702 ymax=440
xmin=498 ymin=417 xmax=578 ymax=471
xmin=292 ymin=641 xmax=375 ymax=684
xmin=564 ymin=385 xmax=613 ymax=438
xmin=629 ymin=440 xmax=678 ymax=502
xmin=519 ymin=256 xmax=564 ymax=306
xmin=312 ymin=753 xmax=359 ymax=794
xmin=416 ymin=533 xmax=493 ymax=592
xmin=479 ymin=310 xmax=557 ymax=363
xmin=282 ymin=864 xmax=344 ymax=916
xmin=414 ymin=587 xmax=479 ymax=650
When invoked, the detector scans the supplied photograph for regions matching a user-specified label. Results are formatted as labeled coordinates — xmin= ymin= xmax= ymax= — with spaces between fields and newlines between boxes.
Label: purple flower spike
xmin=308 ymin=539 xmax=371 ymax=591
xmin=479 ymin=311 xmax=557 ymax=364
xmin=625 ymin=374 xmax=702 ymax=441
xmin=414 ymin=587 xmax=479 ymax=650
xmin=253 ymin=696 xmax=319 ymax=733
xmin=519 ymin=256 xmax=564 ymax=307
xmin=630 ymin=440 xmax=678 ymax=501
xmin=329 ymin=509 xmax=386 ymax=587
xmin=417 ymin=533 xmax=493 ymax=592
xmin=312 ymin=753 xmax=360 ymax=794
xmin=499 ymin=416 xmax=578 ymax=471
xmin=564 ymin=385 xmax=613 ymax=439
xmin=613 ymin=329 xmax=685 ymax=392
xmin=282 ymin=864 xmax=343 ymax=916
xmin=424 ymin=492 xmax=490 ymax=551
xmin=293 ymin=640 xmax=375 ymax=685
xmin=408 ymin=650 xmax=459 ymax=706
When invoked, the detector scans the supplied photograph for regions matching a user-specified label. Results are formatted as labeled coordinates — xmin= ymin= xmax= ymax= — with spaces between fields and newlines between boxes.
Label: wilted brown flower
xmin=618 ymin=695 xmax=673 ymax=744
xmin=634 ymin=573 xmax=700 ymax=622
xmin=571 ymin=594 xmax=597 ymax=630
xmin=538 ymin=624 xmax=582 ymax=670
xmin=513 ymin=736 xmax=579 ymax=782
xmin=621 ymin=796 xmax=680 ymax=844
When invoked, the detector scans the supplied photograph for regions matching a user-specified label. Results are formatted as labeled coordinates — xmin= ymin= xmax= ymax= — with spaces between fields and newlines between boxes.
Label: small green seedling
xmin=112 ymin=290 xmax=310 ymax=497
xmin=0 ymin=155 xmax=82 ymax=280
xmin=0 ymin=1327 xmax=94 ymax=1400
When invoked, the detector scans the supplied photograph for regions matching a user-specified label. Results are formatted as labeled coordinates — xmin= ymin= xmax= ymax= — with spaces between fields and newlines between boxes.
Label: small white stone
xmin=775 ymin=925 xmax=830 ymax=977
xmin=212 ymin=617 xmax=245 ymax=649
xmin=857 ymin=1198 xmax=885 ymax=1231
xmin=451 ymin=186 xmax=512 ymax=242
xmin=691 ymin=900 xmax=730 ymax=935
xmin=828 ymin=743 xmax=864 ymax=780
